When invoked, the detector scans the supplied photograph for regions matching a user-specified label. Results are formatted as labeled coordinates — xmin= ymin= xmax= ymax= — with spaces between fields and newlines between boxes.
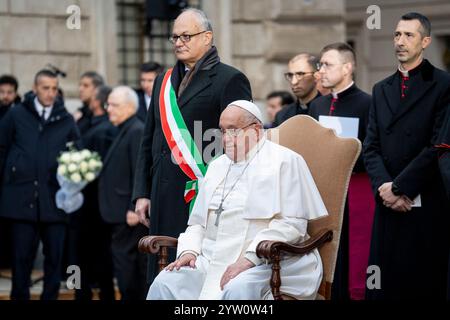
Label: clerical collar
xmin=398 ymin=59 xmax=424 ymax=78
xmin=398 ymin=65 xmax=409 ymax=78
xmin=298 ymin=92 xmax=321 ymax=110
xmin=34 ymin=97 xmax=53 ymax=120
xmin=233 ymin=135 xmax=266 ymax=165
xmin=331 ymin=81 xmax=354 ymax=99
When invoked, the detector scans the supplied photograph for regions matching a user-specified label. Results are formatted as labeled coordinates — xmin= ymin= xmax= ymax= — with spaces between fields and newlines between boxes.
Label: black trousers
xmin=110 ymin=223 xmax=148 ymax=300
xmin=0 ymin=217 xmax=12 ymax=269
xmin=10 ymin=220 xmax=66 ymax=300
xmin=67 ymin=209 xmax=115 ymax=301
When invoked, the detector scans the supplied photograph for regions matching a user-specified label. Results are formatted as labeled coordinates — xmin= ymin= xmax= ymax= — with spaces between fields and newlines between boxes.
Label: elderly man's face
xmin=107 ymin=91 xmax=133 ymax=126
xmin=171 ymin=12 xmax=212 ymax=67
xmin=219 ymin=106 xmax=258 ymax=162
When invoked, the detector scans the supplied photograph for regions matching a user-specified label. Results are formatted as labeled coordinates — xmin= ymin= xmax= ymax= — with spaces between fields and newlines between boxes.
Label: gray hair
xmin=112 ymin=86 xmax=139 ymax=112
xmin=181 ymin=8 xmax=213 ymax=32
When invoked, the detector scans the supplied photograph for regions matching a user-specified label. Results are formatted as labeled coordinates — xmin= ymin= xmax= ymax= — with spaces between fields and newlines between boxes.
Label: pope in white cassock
xmin=147 ymin=100 xmax=328 ymax=300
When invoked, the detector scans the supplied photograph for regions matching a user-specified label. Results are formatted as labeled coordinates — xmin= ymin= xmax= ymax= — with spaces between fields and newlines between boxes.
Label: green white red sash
xmin=159 ymin=69 xmax=207 ymax=211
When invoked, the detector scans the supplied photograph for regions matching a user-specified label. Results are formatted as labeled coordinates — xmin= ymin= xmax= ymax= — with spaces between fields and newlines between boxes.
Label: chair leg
xmin=270 ymin=255 xmax=283 ymax=300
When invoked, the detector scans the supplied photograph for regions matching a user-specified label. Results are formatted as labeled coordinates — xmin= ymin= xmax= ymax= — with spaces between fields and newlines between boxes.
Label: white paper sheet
xmin=319 ymin=115 xmax=359 ymax=139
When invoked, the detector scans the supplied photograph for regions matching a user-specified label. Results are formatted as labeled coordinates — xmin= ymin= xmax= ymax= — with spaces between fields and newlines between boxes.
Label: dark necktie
xmin=329 ymin=96 xmax=338 ymax=115
xmin=40 ymin=108 xmax=46 ymax=124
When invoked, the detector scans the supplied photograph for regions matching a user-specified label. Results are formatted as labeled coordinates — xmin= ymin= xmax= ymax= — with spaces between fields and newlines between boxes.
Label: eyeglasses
xmin=220 ymin=123 xmax=256 ymax=138
xmin=284 ymin=71 xmax=315 ymax=82
xmin=317 ymin=62 xmax=345 ymax=71
xmin=168 ymin=31 xmax=208 ymax=44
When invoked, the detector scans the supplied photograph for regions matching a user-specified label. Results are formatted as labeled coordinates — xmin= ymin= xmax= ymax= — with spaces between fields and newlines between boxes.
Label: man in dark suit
xmin=363 ymin=12 xmax=450 ymax=300
xmin=132 ymin=8 xmax=252 ymax=283
xmin=0 ymin=69 xmax=80 ymax=300
xmin=272 ymin=53 xmax=320 ymax=127
xmin=135 ymin=62 xmax=163 ymax=123
xmin=0 ymin=74 xmax=21 ymax=271
xmin=98 ymin=86 xmax=148 ymax=300
xmin=0 ymin=74 xmax=20 ymax=121
xmin=69 ymin=85 xmax=117 ymax=300
xmin=73 ymin=71 xmax=105 ymax=136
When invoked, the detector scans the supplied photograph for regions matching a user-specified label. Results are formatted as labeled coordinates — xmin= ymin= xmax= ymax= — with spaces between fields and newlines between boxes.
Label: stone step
xmin=0 ymin=269 xmax=121 ymax=300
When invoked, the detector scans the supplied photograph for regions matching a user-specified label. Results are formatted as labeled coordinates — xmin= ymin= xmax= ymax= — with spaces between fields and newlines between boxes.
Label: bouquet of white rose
xmin=55 ymin=144 xmax=103 ymax=214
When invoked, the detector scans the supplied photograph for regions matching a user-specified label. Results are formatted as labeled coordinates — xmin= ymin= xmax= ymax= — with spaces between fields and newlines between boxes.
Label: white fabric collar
xmin=331 ymin=81 xmax=354 ymax=99
xmin=398 ymin=65 xmax=409 ymax=77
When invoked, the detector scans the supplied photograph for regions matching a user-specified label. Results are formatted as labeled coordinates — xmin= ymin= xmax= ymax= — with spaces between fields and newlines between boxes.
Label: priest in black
xmin=309 ymin=43 xmax=372 ymax=300
xmin=436 ymin=106 xmax=450 ymax=200
xmin=132 ymin=9 xmax=252 ymax=284
xmin=363 ymin=13 xmax=450 ymax=300
xmin=272 ymin=53 xmax=320 ymax=127
xmin=99 ymin=86 xmax=148 ymax=300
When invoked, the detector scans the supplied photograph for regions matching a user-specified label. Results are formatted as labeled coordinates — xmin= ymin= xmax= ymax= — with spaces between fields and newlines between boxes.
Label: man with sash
xmin=147 ymin=100 xmax=328 ymax=300
xmin=132 ymin=8 xmax=252 ymax=283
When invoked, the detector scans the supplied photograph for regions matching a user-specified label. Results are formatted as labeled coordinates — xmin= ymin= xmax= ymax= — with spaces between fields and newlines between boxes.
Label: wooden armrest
xmin=255 ymin=228 xmax=333 ymax=300
xmin=256 ymin=228 xmax=333 ymax=260
xmin=138 ymin=235 xmax=178 ymax=254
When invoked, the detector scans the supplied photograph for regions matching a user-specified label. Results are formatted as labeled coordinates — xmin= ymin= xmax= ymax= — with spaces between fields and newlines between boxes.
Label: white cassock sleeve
xmin=176 ymin=224 xmax=206 ymax=258
xmin=244 ymin=215 xmax=308 ymax=266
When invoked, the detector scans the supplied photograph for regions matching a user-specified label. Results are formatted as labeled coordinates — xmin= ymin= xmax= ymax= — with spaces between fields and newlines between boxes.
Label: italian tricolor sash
xmin=159 ymin=68 xmax=207 ymax=212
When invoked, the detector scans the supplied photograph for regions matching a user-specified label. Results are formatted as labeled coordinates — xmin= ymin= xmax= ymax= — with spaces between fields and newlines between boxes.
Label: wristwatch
xmin=391 ymin=183 xmax=402 ymax=196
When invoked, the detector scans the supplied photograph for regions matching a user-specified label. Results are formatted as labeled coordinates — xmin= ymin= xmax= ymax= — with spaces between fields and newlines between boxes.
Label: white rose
xmin=81 ymin=150 xmax=92 ymax=160
xmin=70 ymin=173 xmax=82 ymax=183
xmin=85 ymin=172 xmax=96 ymax=182
xmin=68 ymin=163 xmax=78 ymax=173
xmin=71 ymin=152 xmax=82 ymax=163
xmin=60 ymin=153 xmax=71 ymax=164
xmin=88 ymin=159 xmax=99 ymax=170
xmin=57 ymin=165 xmax=67 ymax=176
xmin=79 ymin=161 xmax=89 ymax=173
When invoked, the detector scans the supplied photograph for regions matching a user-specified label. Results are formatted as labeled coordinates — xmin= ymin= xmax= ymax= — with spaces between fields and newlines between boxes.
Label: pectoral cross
xmin=214 ymin=203 xmax=224 ymax=226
